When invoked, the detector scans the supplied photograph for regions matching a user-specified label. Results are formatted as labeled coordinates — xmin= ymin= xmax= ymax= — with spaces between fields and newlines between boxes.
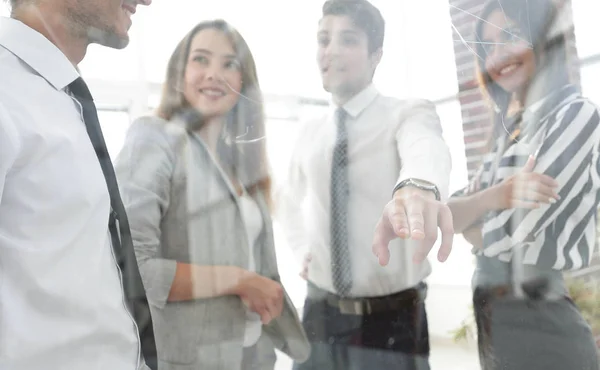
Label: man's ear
xmin=370 ymin=48 xmax=383 ymax=71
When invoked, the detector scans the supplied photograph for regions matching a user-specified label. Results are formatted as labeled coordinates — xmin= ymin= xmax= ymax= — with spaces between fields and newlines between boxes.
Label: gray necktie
xmin=330 ymin=107 xmax=352 ymax=296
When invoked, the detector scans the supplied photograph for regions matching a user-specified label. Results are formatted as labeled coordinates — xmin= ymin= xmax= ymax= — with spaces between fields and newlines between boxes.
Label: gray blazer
xmin=114 ymin=116 xmax=309 ymax=370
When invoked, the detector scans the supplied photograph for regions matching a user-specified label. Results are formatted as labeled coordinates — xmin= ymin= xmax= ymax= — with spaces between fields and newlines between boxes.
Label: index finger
xmin=404 ymin=195 xmax=425 ymax=240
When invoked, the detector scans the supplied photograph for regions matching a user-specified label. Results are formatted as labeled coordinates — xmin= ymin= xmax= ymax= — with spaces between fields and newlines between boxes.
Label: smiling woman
xmin=448 ymin=0 xmax=600 ymax=369
xmin=479 ymin=10 xmax=537 ymax=96
xmin=473 ymin=0 xmax=569 ymax=118
xmin=112 ymin=18 xmax=310 ymax=370
xmin=156 ymin=19 xmax=263 ymax=155
xmin=179 ymin=28 xmax=244 ymax=122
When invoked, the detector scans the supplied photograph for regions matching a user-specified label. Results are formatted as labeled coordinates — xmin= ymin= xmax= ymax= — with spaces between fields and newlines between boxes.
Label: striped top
xmin=456 ymin=85 xmax=600 ymax=271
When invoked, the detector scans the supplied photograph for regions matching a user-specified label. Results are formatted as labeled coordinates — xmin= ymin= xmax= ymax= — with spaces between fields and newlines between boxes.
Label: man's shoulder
xmin=0 ymin=51 xmax=32 ymax=155
xmin=368 ymin=95 xmax=438 ymax=130
xmin=0 ymin=47 xmax=55 ymax=104
xmin=0 ymin=44 xmax=32 ymax=79
xmin=0 ymin=53 xmax=33 ymax=122
xmin=374 ymin=94 xmax=436 ymax=112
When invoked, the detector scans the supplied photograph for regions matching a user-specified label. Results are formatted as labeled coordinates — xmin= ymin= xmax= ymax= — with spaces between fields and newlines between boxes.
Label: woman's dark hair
xmin=156 ymin=19 xmax=271 ymax=207
xmin=474 ymin=0 xmax=571 ymax=124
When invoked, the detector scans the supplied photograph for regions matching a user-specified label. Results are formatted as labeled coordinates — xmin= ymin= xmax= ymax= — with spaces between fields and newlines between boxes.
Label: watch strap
xmin=392 ymin=178 xmax=441 ymax=201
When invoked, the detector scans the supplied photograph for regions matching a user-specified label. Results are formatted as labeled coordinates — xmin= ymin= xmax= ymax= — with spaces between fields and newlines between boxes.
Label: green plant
xmin=450 ymin=304 xmax=476 ymax=342
xmin=566 ymin=277 xmax=600 ymax=346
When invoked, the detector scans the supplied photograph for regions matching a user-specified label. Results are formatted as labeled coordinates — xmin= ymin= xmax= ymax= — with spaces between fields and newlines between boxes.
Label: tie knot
xmin=68 ymin=77 xmax=93 ymax=101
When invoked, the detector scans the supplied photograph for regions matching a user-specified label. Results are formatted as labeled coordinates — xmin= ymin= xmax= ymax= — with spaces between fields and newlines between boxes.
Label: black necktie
xmin=68 ymin=77 xmax=156 ymax=368
xmin=330 ymin=108 xmax=352 ymax=296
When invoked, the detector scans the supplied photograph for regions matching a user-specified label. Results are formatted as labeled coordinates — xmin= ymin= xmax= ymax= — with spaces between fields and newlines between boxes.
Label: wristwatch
xmin=392 ymin=178 xmax=441 ymax=201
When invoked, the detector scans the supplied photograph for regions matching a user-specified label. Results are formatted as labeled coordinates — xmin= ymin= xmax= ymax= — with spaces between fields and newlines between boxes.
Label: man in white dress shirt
xmin=0 ymin=0 xmax=154 ymax=369
xmin=277 ymin=0 xmax=453 ymax=369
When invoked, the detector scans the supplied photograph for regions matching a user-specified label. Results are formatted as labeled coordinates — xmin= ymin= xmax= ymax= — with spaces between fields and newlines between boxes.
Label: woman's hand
xmin=234 ymin=272 xmax=284 ymax=325
xmin=491 ymin=156 xmax=560 ymax=210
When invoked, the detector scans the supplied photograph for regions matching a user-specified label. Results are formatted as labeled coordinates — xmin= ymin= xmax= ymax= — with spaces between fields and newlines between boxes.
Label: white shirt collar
xmin=0 ymin=17 xmax=79 ymax=91
xmin=522 ymin=84 xmax=576 ymax=122
xmin=524 ymin=93 xmax=550 ymax=119
xmin=330 ymin=83 xmax=379 ymax=119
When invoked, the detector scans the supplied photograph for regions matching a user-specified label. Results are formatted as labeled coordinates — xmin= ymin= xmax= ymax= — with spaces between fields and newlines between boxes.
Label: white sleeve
xmin=395 ymin=99 xmax=452 ymax=200
xmin=0 ymin=101 xmax=21 ymax=202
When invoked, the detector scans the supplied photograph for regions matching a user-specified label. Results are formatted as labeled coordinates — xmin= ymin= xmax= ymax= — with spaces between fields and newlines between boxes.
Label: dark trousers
xmin=473 ymin=286 xmax=599 ymax=370
xmin=293 ymin=283 xmax=430 ymax=370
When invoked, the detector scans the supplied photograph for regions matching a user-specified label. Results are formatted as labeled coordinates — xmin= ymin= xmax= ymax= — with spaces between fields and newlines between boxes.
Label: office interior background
xmin=2 ymin=1 xmax=600 ymax=368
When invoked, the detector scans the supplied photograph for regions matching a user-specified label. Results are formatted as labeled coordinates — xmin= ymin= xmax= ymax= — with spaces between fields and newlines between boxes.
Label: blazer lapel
xmin=188 ymin=132 xmax=239 ymax=200
xmin=252 ymin=192 xmax=276 ymax=278
xmin=183 ymin=128 xmax=250 ymax=267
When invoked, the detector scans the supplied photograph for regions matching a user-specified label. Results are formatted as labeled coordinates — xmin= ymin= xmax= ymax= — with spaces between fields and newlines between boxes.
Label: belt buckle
xmin=338 ymin=299 xmax=363 ymax=315
xmin=338 ymin=299 xmax=373 ymax=315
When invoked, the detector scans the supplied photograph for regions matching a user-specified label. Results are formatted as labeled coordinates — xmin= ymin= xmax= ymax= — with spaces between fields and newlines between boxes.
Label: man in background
xmin=277 ymin=0 xmax=453 ymax=369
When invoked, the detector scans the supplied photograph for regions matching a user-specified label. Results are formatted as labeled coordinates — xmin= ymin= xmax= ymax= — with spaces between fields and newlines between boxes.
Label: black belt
xmin=325 ymin=283 xmax=427 ymax=315
xmin=474 ymin=276 xmax=554 ymax=303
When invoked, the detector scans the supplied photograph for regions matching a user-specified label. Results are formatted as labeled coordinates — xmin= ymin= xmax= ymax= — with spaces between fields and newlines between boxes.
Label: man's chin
xmin=322 ymin=82 xmax=352 ymax=97
xmin=87 ymin=27 xmax=130 ymax=49
xmin=322 ymin=81 xmax=337 ymax=94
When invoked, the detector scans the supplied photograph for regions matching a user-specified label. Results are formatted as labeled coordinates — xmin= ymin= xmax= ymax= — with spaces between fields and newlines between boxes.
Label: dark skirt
xmin=473 ymin=285 xmax=598 ymax=370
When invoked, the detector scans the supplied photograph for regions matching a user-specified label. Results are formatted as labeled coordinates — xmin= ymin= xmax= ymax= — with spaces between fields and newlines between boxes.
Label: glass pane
xmin=79 ymin=43 xmax=141 ymax=82
xmin=429 ymin=98 xmax=473 ymax=282
xmin=97 ymin=110 xmax=131 ymax=160
xmin=372 ymin=0 xmax=459 ymax=100
xmin=138 ymin=1 xmax=458 ymax=101
xmin=572 ymin=0 xmax=600 ymax=59
xmin=266 ymin=104 xmax=328 ymax=308
xmin=581 ymin=62 xmax=600 ymax=103
xmin=8 ymin=1 xmax=600 ymax=370
xmin=266 ymin=117 xmax=307 ymax=308
xmin=437 ymin=99 xmax=470 ymax=194
xmin=139 ymin=0 xmax=326 ymax=100
xmin=426 ymin=98 xmax=476 ymax=340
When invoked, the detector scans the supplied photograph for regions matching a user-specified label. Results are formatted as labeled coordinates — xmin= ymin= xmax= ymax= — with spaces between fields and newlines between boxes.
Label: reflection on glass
xmin=98 ymin=110 xmax=131 ymax=159
xmin=5 ymin=0 xmax=600 ymax=368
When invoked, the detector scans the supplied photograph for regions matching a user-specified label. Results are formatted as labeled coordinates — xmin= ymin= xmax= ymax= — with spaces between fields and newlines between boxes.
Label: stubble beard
xmin=66 ymin=2 xmax=129 ymax=50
